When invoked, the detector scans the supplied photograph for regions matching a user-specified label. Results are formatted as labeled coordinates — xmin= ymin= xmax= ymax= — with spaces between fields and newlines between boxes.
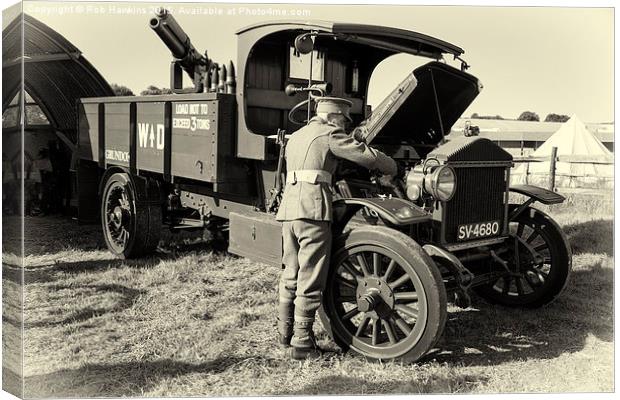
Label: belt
xmin=286 ymin=169 xmax=332 ymax=184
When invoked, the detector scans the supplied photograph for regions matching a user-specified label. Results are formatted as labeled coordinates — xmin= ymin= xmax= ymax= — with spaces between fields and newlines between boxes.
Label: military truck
xmin=76 ymin=9 xmax=571 ymax=362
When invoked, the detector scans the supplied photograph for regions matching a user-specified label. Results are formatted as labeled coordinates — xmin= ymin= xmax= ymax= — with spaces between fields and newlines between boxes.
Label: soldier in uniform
xmin=275 ymin=97 xmax=398 ymax=360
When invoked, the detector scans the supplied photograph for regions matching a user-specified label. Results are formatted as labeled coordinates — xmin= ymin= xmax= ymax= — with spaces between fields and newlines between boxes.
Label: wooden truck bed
xmin=77 ymin=92 xmax=246 ymax=193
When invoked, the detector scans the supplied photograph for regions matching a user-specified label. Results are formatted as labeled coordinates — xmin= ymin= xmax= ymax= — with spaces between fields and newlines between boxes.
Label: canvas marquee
xmin=511 ymin=115 xmax=613 ymax=189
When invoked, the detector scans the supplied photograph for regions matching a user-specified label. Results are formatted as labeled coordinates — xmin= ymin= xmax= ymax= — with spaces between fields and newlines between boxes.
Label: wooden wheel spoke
xmin=383 ymin=319 xmax=397 ymax=344
xmin=341 ymin=261 xmax=362 ymax=279
xmin=523 ymin=272 xmax=541 ymax=290
xmin=515 ymin=277 xmax=525 ymax=295
xmin=355 ymin=315 xmax=371 ymax=337
xmin=533 ymin=243 xmax=548 ymax=252
xmin=538 ymin=270 xmax=549 ymax=280
xmin=342 ymin=307 xmax=360 ymax=321
xmin=394 ymin=317 xmax=412 ymax=336
xmin=371 ymin=319 xmax=380 ymax=345
xmin=389 ymin=273 xmax=411 ymax=290
xmin=335 ymin=276 xmax=357 ymax=290
xmin=372 ymin=253 xmax=381 ymax=276
xmin=525 ymin=230 xmax=540 ymax=244
xmin=538 ymin=272 xmax=547 ymax=284
xmin=395 ymin=304 xmax=418 ymax=320
xmin=337 ymin=294 xmax=357 ymax=303
xmin=502 ymin=276 xmax=511 ymax=294
xmin=356 ymin=254 xmax=371 ymax=276
xmin=338 ymin=285 xmax=356 ymax=297
xmin=394 ymin=291 xmax=418 ymax=302
xmin=516 ymin=223 xmax=525 ymax=238
xmin=383 ymin=259 xmax=397 ymax=281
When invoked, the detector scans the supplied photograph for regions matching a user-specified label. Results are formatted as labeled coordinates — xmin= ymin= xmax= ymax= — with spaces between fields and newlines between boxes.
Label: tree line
xmin=470 ymin=111 xmax=570 ymax=123
xmin=110 ymin=83 xmax=174 ymax=96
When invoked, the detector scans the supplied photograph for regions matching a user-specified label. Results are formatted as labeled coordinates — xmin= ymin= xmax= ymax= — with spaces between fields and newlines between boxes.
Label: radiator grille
xmin=443 ymin=166 xmax=508 ymax=243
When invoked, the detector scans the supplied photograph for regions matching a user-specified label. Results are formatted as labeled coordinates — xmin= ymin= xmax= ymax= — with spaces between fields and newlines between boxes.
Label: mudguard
xmin=332 ymin=197 xmax=430 ymax=234
xmin=510 ymin=184 xmax=565 ymax=205
xmin=99 ymin=167 xmax=161 ymax=205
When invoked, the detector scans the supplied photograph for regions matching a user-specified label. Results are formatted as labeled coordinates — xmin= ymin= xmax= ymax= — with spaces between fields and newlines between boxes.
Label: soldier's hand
xmin=377 ymin=174 xmax=397 ymax=188
xmin=352 ymin=124 xmax=368 ymax=142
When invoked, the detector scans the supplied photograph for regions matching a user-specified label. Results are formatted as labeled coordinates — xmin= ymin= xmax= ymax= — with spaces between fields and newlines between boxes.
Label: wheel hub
xmin=502 ymin=234 xmax=547 ymax=285
xmin=111 ymin=206 xmax=128 ymax=229
xmin=356 ymin=276 xmax=395 ymax=313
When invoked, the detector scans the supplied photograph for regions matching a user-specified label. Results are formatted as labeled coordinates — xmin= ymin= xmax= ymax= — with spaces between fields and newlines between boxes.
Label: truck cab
xmin=235 ymin=20 xmax=475 ymax=160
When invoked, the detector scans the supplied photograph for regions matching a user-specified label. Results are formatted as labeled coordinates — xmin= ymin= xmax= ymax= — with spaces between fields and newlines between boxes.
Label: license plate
xmin=457 ymin=221 xmax=501 ymax=241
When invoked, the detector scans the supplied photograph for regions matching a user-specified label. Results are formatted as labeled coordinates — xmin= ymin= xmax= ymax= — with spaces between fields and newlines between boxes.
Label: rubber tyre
xmin=101 ymin=173 xmax=161 ymax=259
xmin=475 ymin=206 xmax=572 ymax=308
xmin=319 ymin=226 xmax=447 ymax=363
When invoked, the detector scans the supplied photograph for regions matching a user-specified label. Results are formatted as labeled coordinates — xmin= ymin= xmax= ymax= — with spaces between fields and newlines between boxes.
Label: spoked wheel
xmin=101 ymin=173 xmax=161 ymax=259
xmin=320 ymin=226 xmax=447 ymax=362
xmin=475 ymin=205 xmax=572 ymax=308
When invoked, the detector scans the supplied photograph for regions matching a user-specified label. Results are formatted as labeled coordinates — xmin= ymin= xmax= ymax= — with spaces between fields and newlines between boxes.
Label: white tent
xmin=511 ymin=115 xmax=614 ymax=189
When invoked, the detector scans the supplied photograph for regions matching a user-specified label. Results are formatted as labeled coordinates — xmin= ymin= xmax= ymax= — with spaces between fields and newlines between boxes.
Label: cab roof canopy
xmin=234 ymin=20 xmax=466 ymax=160
xmin=236 ymin=21 xmax=464 ymax=59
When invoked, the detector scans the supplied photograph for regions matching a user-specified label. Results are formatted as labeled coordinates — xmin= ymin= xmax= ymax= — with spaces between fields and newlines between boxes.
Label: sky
xmin=7 ymin=1 xmax=615 ymax=122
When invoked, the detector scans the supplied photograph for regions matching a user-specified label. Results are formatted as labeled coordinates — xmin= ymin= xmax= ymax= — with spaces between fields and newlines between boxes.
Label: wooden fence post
xmin=525 ymin=161 xmax=529 ymax=185
xmin=549 ymin=146 xmax=558 ymax=191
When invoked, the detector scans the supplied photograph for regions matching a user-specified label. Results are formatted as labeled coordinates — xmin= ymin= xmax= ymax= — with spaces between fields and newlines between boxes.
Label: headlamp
xmin=425 ymin=165 xmax=457 ymax=202
xmin=405 ymin=164 xmax=457 ymax=202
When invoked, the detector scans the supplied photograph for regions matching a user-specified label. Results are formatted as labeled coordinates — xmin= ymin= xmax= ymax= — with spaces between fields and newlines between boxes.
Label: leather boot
xmin=276 ymin=301 xmax=294 ymax=347
xmin=288 ymin=321 xmax=322 ymax=360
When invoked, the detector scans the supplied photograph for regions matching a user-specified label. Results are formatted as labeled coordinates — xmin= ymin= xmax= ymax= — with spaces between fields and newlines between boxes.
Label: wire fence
xmin=511 ymin=147 xmax=614 ymax=191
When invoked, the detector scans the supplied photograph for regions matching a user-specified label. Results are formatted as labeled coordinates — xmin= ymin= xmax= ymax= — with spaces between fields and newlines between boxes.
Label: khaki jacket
xmin=275 ymin=117 xmax=397 ymax=222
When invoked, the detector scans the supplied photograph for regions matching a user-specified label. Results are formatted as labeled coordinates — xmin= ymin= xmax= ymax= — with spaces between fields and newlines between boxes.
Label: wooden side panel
xmin=77 ymin=102 xmax=99 ymax=162
xmin=77 ymin=93 xmax=253 ymax=195
xmin=104 ymin=103 xmax=130 ymax=167
xmin=136 ymin=102 xmax=166 ymax=174
xmin=170 ymin=100 xmax=219 ymax=181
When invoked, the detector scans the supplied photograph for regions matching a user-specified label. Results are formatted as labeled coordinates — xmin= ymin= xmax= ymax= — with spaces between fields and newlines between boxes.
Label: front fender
xmin=509 ymin=184 xmax=565 ymax=221
xmin=332 ymin=197 xmax=430 ymax=235
xmin=510 ymin=184 xmax=565 ymax=205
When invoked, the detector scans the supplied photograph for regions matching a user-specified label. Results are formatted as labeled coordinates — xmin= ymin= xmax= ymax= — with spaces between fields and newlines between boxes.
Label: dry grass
xmin=2 ymin=191 xmax=613 ymax=397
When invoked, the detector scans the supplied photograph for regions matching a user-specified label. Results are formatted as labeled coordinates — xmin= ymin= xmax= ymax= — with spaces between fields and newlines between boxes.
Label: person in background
xmin=33 ymin=148 xmax=53 ymax=215
xmin=3 ymin=152 xmax=17 ymax=215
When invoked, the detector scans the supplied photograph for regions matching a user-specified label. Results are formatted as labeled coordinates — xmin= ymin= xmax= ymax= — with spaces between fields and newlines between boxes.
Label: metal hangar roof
xmin=2 ymin=13 xmax=114 ymax=136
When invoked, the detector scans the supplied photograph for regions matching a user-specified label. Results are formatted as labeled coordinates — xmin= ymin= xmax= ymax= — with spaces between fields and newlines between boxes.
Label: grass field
xmin=2 ymin=191 xmax=614 ymax=396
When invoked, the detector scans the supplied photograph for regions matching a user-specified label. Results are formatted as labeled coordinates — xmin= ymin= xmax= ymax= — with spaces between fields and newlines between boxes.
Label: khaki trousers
xmin=279 ymin=220 xmax=332 ymax=323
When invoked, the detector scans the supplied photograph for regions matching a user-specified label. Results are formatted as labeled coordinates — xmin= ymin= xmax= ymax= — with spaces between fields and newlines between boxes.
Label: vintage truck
xmin=76 ymin=9 xmax=571 ymax=362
